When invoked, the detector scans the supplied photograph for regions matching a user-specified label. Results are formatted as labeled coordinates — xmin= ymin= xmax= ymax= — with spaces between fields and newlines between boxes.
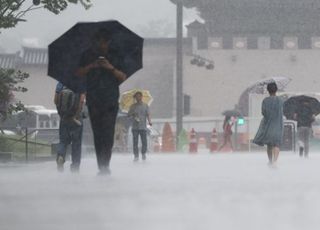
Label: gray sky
xmin=0 ymin=0 xmax=200 ymax=52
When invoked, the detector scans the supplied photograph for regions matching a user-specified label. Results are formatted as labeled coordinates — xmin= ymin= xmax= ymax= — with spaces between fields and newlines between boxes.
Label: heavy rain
xmin=1 ymin=0 xmax=320 ymax=229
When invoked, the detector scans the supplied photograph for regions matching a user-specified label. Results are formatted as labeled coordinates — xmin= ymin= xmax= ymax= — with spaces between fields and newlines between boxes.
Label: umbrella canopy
xmin=48 ymin=20 xmax=143 ymax=92
xmin=222 ymin=109 xmax=242 ymax=117
xmin=237 ymin=76 xmax=291 ymax=116
xmin=119 ymin=89 xmax=153 ymax=113
xmin=283 ymin=95 xmax=320 ymax=120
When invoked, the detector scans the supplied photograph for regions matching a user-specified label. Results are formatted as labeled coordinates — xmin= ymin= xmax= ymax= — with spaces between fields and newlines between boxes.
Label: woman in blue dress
xmin=253 ymin=82 xmax=283 ymax=166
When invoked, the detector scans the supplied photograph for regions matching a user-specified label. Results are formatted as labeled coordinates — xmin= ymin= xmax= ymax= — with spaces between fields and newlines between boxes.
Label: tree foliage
xmin=170 ymin=0 xmax=199 ymax=8
xmin=0 ymin=0 xmax=91 ymax=120
xmin=0 ymin=68 xmax=29 ymax=120
xmin=0 ymin=0 xmax=92 ymax=30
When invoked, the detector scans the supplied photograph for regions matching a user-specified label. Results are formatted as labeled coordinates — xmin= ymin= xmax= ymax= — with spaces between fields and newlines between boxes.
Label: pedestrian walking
xmin=253 ymin=82 xmax=283 ymax=167
xmin=218 ymin=115 xmax=234 ymax=151
xmin=76 ymin=29 xmax=127 ymax=175
xmin=294 ymin=104 xmax=315 ymax=158
xmin=128 ymin=91 xmax=152 ymax=161
xmin=54 ymin=82 xmax=85 ymax=172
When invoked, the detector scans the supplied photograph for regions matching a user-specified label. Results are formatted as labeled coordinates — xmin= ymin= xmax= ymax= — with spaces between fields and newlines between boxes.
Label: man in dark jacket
xmin=76 ymin=29 xmax=127 ymax=175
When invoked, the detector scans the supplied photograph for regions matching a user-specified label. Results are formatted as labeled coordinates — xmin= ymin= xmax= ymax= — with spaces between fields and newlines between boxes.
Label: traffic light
xmin=183 ymin=94 xmax=191 ymax=116
xmin=237 ymin=117 xmax=245 ymax=125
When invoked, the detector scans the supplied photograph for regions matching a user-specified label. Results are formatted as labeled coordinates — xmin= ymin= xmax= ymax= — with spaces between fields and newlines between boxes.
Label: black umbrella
xmin=283 ymin=95 xmax=320 ymax=120
xmin=222 ymin=109 xmax=242 ymax=117
xmin=48 ymin=20 xmax=143 ymax=92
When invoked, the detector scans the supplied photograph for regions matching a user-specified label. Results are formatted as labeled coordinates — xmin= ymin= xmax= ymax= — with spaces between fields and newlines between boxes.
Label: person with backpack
xmin=54 ymin=82 xmax=86 ymax=172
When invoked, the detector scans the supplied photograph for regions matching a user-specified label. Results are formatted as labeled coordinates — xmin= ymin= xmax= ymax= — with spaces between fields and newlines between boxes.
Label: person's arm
xmin=76 ymin=62 xmax=98 ymax=77
xmin=147 ymin=113 xmax=152 ymax=126
xmin=146 ymin=105 xmax=152 ymax=126
xmin=75 ymin=50 xmax=99 ymax=77
xmin=78 ymin=93 xmax=86 ymax=111
xmin=54 ymin=92 xmax=59 ymax=105
xmin=98 ymin=58 xmax=127 ymax=82
xmin=262 ymin=100 xmax=267 ymax=117
xmin=54 ymin=82 xmax=64 ymax=105
xmin=73 ymin=93 xmax=86 ymax=118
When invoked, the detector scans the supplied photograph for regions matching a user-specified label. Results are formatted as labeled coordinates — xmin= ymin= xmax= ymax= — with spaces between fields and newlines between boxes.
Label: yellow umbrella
xmin=119 ymin=89 xmax=153 ymax=112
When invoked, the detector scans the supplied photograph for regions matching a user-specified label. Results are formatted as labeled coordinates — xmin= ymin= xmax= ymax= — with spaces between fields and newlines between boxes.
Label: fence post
xmin=234 ymin=122 xmax=238 ymax=151
xmin=25 ymin=127 xmax=28 ymax=162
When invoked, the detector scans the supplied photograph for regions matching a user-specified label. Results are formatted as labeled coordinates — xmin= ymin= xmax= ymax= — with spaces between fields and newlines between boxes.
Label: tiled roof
xmin=0 ymin=46 xmax=48 ymax=68
xmin=0 ymin=37 xmax=191 ymax=68
xmin=0 ymin=52 xmax=21 ymax=69
xmin=186 ymin=20 xmax=205 ymax=29
xmin=21 ymin=46 xmax=48 ymax=65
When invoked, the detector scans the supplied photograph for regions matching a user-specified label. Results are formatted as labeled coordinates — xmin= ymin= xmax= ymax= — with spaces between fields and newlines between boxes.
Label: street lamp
xmin=189 ymin=54 xmax=214 ymax=70
xmin=176 ymin=0 xmax=183 ymax=145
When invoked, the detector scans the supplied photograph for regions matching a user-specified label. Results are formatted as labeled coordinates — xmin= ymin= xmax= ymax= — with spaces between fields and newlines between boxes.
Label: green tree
xmin=0 ymin=68 xmax=29 ymax=120
xmin=0 ymin=0 xmax=92 ymax=30
xmin=0 ymin=0 xmax=91 ymax=120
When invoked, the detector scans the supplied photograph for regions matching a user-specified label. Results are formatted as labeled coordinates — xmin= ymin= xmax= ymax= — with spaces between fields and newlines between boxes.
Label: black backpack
xmin=56 ymin=87 xmax=80 ymax=119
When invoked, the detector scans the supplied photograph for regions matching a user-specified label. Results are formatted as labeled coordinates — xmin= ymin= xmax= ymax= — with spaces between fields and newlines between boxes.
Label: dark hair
xmin=93 ymin=28 xmax=112 ymax=42
xmin=134 ymin=91 xmax=142 ymax=98
xmin=267 ymin=82 xmax=278 ymax=94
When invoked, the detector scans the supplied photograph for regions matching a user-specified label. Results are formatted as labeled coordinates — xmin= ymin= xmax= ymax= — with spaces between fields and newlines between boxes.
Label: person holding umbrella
xmin=284 ymin=95 xmax=320 ymax=158
xmin=218 ymin=115 xmax=234 ymax=152
xmin=218 ymin=109 xmax=241 ymax=152
xmin=253 ymin=82 xmax=284 ymax=167
xmin=48 ymin=20 xmax=143 ymax=174
xmin=76 ymin=29 xmax=127 ymax=175
xmin=294 ymin=102 xmax=315 ymax=158
xmin=128 ymin=91 xmax=152 ymax=161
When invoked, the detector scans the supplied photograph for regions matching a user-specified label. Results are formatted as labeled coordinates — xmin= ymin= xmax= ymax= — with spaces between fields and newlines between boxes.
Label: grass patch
xmin=0 ymin=134 xmax=52 ymax=157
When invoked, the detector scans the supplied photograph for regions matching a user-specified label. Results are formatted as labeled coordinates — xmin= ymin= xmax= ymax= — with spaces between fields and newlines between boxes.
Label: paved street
xmin=1 ymin=152 xmax=320 ymax=230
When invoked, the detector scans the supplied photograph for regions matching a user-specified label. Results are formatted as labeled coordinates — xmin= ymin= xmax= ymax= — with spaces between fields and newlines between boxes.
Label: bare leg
xmin=218 ymin=137 xmax=227 ymax=151
xmin=227 ymin=135 xmax=233 ymax=150
xmin=267 ymin=145 xmax=273 ymax=163
xmin=272 ymin=146 xmax=280 ymax=163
